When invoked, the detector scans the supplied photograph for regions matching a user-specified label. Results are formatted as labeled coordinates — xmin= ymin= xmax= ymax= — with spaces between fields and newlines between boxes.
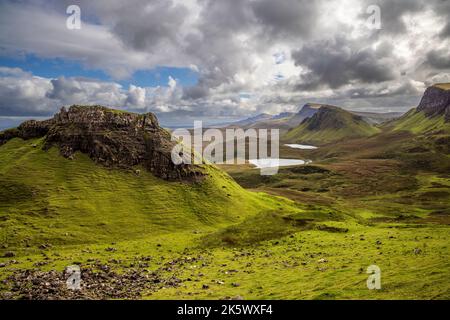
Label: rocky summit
xmin=417 ymin=84 xmax=450 ymax=121
xmin=0 ymin=105 xmax=204 ymax=181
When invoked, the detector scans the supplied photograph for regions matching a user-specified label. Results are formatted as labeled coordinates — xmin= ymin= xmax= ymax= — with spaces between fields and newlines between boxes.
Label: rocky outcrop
xmin=0 ymin=105 xmax=204 ymax=181
xmin=417 ymin=85 xmax=450 ymax=121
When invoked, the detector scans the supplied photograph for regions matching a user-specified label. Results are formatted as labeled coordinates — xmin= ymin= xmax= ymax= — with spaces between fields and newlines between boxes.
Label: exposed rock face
xmin=0 ymin=105 xmax=204 ymax=181
xmin=417 ymin=85 xmax=450 ymax=121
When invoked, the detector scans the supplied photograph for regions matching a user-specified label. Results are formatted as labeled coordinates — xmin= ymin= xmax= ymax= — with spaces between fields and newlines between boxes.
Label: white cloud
xmin=0 ymin=0 xmax=449 ymax=121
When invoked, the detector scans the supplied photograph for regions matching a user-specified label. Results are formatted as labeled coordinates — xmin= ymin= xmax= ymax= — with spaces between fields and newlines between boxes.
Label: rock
xmin=231 ymin=295 xmax=244 ymax=300
xmin=3 ymin=251 xmax=15 ymax=258
xmin=317 ymin=258 xmax=328 ymax=263
xmin=202 ymin=284 xmax=209 ymax=289
xmin=417 ymin=85 xmax=450 ymax=121
xmin=0 ymin=105 xmax=205 ymax=181
xmin=231 ymin=282 xmax=240 ymax=287
xmin=0 ymin=263 xmax=6 ymax=267
xmin=2 ymin=264 xmax=181 ymax=300
xmin=414 ymin=248 xmax=422 ymax=255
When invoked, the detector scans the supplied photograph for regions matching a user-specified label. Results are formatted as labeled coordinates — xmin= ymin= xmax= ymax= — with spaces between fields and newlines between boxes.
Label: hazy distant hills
xmin=283 ymin=105 xmax=380 ymax=144
xmin=281 ymin=83 xmax=450 ymax=147
xmin=351 ymin=111 xmax=404 ymax=125
xmin=227 ymin=103 xmax=403 ymax=134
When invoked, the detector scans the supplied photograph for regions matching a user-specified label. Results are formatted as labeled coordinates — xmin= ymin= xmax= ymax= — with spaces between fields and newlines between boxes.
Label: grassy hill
xmin=384 ymin=109 xmax=449 ymax=134
xmin=384 ymin=83 xmax=450 ymax=134
xmin=1 ymin=97 xmax=449 ymax=300
xmin=0 ymin=137 xmax=298 ymax=249
xmin=283 ymin=105 xmax=380 ymax=145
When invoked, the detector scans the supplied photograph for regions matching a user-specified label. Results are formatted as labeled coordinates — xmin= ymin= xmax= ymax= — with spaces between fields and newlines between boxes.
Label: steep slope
xmin=283 ymin=105 xmax=379 ymax=144
xmin=0 ymin=106 xmax=297 ymax=249
xmin=385 ymin=83 xmax=450 ymax=134
xmin=288 ymin=103 xmax=321 ymax=125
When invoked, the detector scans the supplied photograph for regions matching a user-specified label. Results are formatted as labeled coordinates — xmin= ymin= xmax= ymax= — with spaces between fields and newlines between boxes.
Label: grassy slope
xmin=283 ymin=107 xmax=379 ymax=145
xmin=1 ymin=132 xmax=449 ymax=299
xmin=0 ymin=137 xmax=298 ymax=250
xmin=386 ymin=109 xmax=449 ymax=134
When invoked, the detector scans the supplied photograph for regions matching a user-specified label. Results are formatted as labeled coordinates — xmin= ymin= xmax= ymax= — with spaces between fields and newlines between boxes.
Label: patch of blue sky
xmin=0 ymin=54 xmax=199 ymax=88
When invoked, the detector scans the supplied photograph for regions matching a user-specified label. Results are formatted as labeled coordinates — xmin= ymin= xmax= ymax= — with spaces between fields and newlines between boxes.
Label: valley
xmin=0 ymin=84 xmax=449 ymax=300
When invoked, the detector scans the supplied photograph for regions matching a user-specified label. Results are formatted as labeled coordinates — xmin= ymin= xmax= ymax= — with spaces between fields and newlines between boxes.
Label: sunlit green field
xmin=1 ymin=134 xmax=449 ymax=299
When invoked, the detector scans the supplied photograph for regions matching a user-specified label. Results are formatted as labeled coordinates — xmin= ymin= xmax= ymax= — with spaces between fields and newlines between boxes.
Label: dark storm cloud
xmin=440 ymin=22 xmax=450 ymax=38
xmin=345 ymin=81 xmax=420 ymax=99
xmin=251 ymin=0 xmax=319 ymax=39
xmin=0 ymin=0 xmax=449 ymax=119
xmin=426 ymin=48 xmax=450 ymax=69
xmin=103 ymin=0 xmax=189 ymax=51
xmin=292 ymin=38 xmax=396 ymax=90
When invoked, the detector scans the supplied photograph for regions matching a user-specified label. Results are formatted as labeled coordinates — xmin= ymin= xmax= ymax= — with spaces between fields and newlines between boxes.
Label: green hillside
xmin=0 ymin=137 xmax=297 ymax=249
xmin=283 ymin=105 xmax=379 ymax=145
xmin=385 ymin=109 xmax=450 ymax=134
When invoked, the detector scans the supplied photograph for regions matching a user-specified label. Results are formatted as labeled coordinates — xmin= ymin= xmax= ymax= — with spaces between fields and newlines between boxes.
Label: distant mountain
xmin=284 ymin=103 xmax=322 ymax=127
xmin=271 ymin=112 xmax=295 ymax=120
xmin=352 ymin=111 xmax=404 ymax=124
xmin=283 ymin=105 xmax=380 ymax=145
xmin=227 ymin=103 xmax=398 ymax=132
xmin=227 ymin=104 xmax=321 ymax=133
xmin=385 ymin=83 xmax=450 ymax=134
xmin=231 ymin=113 xmax=273 ymax=127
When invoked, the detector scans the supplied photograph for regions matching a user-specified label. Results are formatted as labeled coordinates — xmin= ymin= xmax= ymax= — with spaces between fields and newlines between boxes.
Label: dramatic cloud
xmin=292 ymin=38 xmax=397 ymax=90
xmin=0 ymin=0 xmax=449 ymax=124
xmin=426 ymin=48 xmax=450 ymax=70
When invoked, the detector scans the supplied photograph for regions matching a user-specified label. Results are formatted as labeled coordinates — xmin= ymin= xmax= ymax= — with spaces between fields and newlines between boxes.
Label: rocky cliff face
xmin=417 ymin=85 xmax=450 ymax=121
xmin=0 ymin=105 xmax=204 ymax=181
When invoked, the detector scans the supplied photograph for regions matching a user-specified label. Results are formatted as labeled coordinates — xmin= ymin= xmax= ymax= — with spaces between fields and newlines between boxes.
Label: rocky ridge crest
xmin=417 ymin=84 xmax=450 ymax=121
xmin=0 ymin=105 xmax=204 ymax=181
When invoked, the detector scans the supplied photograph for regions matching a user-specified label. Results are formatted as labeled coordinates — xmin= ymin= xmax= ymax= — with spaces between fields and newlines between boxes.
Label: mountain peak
xmin=284 ymin=105 xmax=378 ymax=144
xmin=417 ymin=84 xmax=450 ymax=121
xmin=302 ymin=103 xmax=325 ymax=110
xmin=302 ymin=105 xmax=362 ymax=131
xmin=0 ymin=105 xmax=204 ymax=181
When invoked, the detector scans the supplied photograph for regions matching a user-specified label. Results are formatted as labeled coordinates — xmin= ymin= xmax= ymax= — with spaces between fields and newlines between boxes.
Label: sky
xmin=0 ymin=0 xmax=449 ymax=128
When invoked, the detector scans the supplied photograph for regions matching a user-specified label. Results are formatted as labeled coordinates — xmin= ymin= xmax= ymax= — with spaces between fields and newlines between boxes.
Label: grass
xmin=386 ymin=109 xmax=449 ymax=134
xmin=283 ymin=106 xmax=379 ymax=145
xmin=0 ymin=137 xmax=298 ymax=250
xmin=0 ymin=124 xmax=449 ymax=300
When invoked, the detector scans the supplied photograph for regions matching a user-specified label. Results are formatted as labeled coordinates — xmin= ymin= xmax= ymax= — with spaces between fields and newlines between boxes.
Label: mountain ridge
xmin=283 ymin=105 xmax=379 ymax=144
xmin=0 ymin=105 xmax=204 ymax=181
